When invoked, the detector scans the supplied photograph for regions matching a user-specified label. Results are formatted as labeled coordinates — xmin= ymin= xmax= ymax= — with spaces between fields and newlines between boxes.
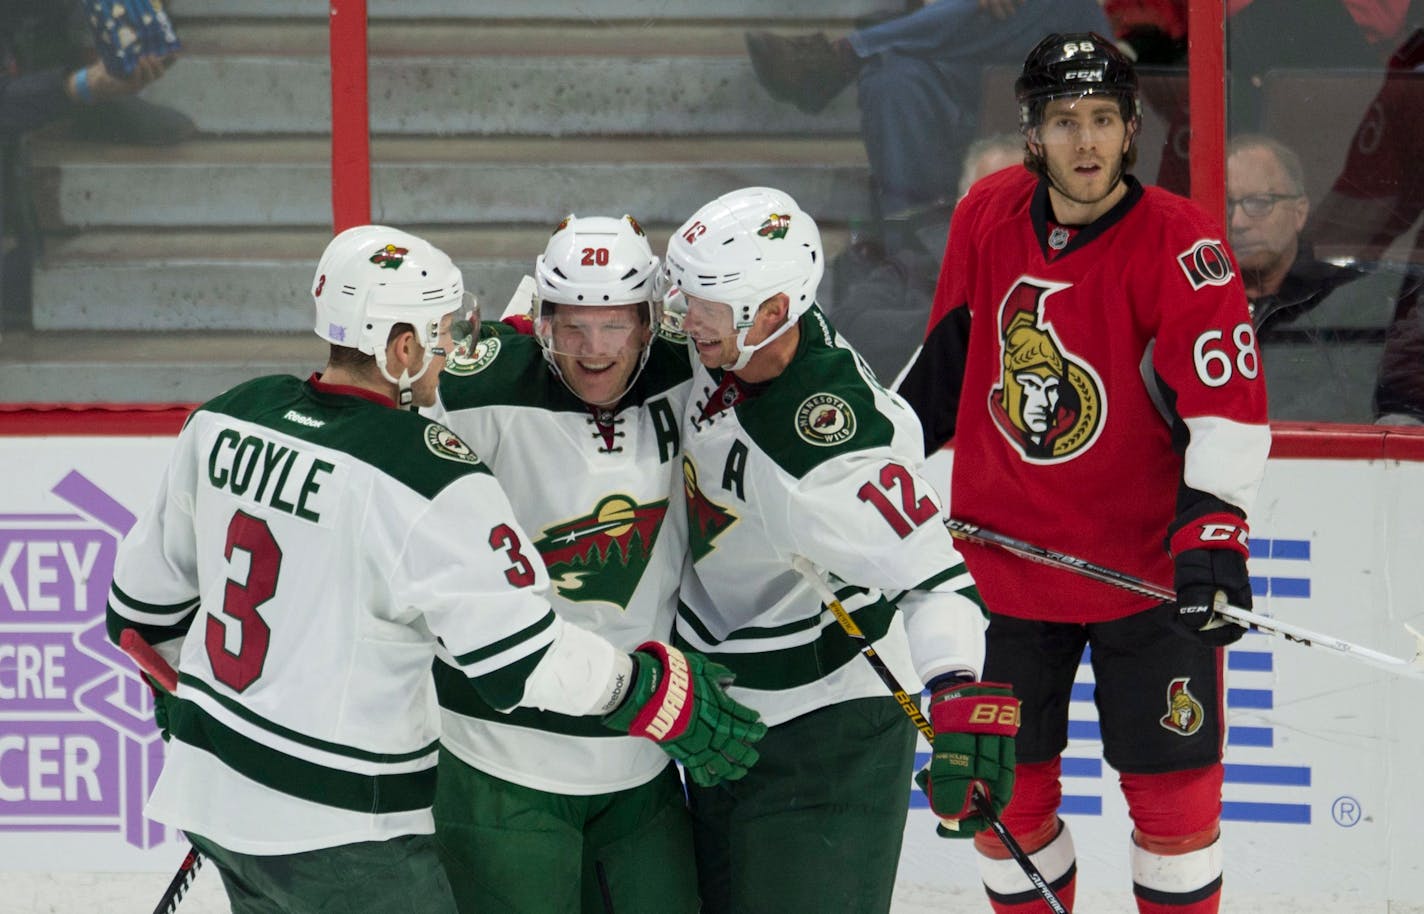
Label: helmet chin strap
xmin=723 ymin=318 xmax=796 ymax=372
xmin=542 ymin=343 xmax=653 ymax=408
xmin=375 ymin=348 xmax=438 ymax=410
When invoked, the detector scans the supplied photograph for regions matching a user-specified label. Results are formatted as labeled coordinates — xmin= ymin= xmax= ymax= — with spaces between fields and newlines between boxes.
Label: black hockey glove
xmin=1168 ymin=512 xmax=1252 ymax=647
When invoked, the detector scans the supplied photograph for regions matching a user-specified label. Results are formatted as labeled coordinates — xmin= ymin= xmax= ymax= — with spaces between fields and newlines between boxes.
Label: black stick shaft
xmin=791 ymin=557 xmax=1067 ymax=913
xmin=152 ymin=846 xmax=203 ymax=914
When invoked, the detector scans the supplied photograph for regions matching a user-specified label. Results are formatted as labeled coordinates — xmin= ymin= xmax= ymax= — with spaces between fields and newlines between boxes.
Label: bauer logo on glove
xmin=915 ymin=680 xmax=1019 ymax=837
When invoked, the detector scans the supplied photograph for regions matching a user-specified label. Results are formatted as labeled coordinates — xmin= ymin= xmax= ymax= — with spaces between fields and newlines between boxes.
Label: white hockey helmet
xmin=534 ymin=214 xmax=661 ymax=310
xmin=664 ymin=187 xmax=823 ymax=370
xmin=312 ymin=225 xmax=466 ymax=406
xmin=532 ymin=214 xmax=662 ymax=405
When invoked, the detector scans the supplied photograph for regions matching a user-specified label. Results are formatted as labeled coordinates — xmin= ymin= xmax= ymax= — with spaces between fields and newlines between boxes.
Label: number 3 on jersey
xmin=207 ymin=510 xmax=281 ymax=692
xmin=857 ymin=463 xmax=938 ymax=538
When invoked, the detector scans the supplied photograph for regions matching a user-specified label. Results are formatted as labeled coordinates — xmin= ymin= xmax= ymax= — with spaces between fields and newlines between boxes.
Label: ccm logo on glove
xmin=1169 ymin=512 xmax=1248 ymax=556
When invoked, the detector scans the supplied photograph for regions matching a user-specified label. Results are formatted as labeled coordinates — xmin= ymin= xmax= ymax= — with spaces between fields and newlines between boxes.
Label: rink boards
xmin=0 ymin=418 xmax=1422 ymax=909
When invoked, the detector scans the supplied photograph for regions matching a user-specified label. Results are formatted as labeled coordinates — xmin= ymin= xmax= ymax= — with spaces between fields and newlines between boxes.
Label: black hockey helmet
xmin=1015 ymin=32 xmax=1140 ymax=132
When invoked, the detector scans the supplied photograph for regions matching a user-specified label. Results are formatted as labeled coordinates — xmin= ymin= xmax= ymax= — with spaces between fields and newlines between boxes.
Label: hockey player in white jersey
xmin=105 ymin=225 xmax=765 ymax=914
xmin=426 ymin=214 xmax=703 ymax=913
xmin=665 ymin=187 xmax=1018 ymax=914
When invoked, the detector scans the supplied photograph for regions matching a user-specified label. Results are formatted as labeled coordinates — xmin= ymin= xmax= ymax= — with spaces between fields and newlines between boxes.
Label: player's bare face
xmin=681 ymin=294 xmax=743 ymax=369
xmin=1035 ymin=97 xmax=1132 ymax=222
xmin=544 ymin=303 xmax=652 ymax=407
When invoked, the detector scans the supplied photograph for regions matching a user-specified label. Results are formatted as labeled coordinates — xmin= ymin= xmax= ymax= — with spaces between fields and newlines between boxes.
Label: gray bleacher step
xmin=35 ymin=136 xmax=871 ymax=231
xmin=34 ymin=226 xmax=599 ymax=332
xmin=141 ymin=23 xmax=859 ymax=137
xmin=0 ymin=330 xmax=327 ymax=404
xmin=179 ymin=0 xmax=867 ymax=20
xmin=32 ymin=224 xmax=853 ymax=333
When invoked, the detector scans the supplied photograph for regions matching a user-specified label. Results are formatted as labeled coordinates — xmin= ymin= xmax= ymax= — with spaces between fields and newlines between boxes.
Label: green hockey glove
xmin=914 ymin=680 xmax=1018 ymax=837
xmin=603 ymin=642 xmax=767 ymax=787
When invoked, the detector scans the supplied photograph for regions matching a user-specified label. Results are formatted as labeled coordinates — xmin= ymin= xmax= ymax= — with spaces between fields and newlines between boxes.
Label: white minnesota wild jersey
xmin=430 ymin=328 xmax=693 ymax=794
xmin=678 ymin=307 xmax=986 ymax=726
xmin=107 ymin=374 xmax=620 ymax=855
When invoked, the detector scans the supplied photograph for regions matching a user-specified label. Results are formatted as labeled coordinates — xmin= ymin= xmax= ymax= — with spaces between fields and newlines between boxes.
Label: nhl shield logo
xmin=1159 ymin=677 xmax=1205 ymax=736
xmin=796 ymin=393 xmax=856 ymax=447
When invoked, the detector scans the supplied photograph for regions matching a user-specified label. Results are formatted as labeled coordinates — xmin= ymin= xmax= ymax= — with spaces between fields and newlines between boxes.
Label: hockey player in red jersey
xmin=897 ymin=33 xmax=1271 ymax=914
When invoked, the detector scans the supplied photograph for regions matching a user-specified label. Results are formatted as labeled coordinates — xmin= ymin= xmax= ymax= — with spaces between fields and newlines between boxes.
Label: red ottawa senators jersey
xmin=898 ymin=168 xmax=1271 ymax=623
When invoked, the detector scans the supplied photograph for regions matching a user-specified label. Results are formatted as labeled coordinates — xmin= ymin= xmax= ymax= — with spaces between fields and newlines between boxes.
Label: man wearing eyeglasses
xmin=1227 ymin=135 xmax=1360 ymax=309
xmin=1226 ymin=135 xmax=1398 ymax=422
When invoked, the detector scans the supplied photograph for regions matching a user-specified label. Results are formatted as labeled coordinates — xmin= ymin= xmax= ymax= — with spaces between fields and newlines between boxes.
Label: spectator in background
xmin=1229 ymin=134 xmax=1424 ymax=424
xmin=1303 ymin=27 xmax=1424 ymax=425
xmin=4 ymin=0 xmax=194 ymax=146
xmin=1103 ymin=0 xmax=1408 ymax=195
xmin=826 ymin=132 xmax=1025 ymax=382
xmin=1228 ymin=136 xmax=1359 ymax=309
xmin=745 ymin=0 xmax=1110 ymax=254
xmin=2 ymin=0 xmax=188 ymax=332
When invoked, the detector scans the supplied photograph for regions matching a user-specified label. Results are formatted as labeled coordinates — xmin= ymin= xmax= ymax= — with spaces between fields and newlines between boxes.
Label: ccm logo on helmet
xmin=1063 ymin=69 xmax=1103 ymax=82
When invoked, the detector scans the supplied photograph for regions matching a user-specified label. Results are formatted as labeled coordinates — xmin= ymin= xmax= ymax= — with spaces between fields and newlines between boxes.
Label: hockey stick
xmin=116 ymin=633 xmax=204 ymax=911
xmin=152 ymin=844 xmax=203 ymax=914
xmin=790 ymin=556 xmax=1069 ymax=914
xmin=119 ymin=628 xmax=180 ymax=692
xmin=945 ymin=518 xmax=1424 ymax=680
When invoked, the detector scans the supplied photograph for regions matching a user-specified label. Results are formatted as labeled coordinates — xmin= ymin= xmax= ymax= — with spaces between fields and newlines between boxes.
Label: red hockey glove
xmin=914 ymin=679 xmax=1018 ymax=838
xmin=1169 ymin=512 xmax=1251 ymax=646
xmin=602 ymin=642 xmax=767 ymax=787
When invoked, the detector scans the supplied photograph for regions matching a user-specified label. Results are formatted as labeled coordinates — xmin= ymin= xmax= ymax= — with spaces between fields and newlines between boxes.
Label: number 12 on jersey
xmin=857 ymin=463 xmax=938 ymax=538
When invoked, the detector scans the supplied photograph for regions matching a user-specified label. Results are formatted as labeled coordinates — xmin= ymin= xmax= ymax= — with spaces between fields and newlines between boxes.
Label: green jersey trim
xmin=180 ymin=675 xmax=438 ymax=764
xmin=673 ymin=598 xmax=897 ymax=692
xmin=674 ymin=585 xmax=871 ymax=646
xmin=731 ymin=308 xmax=896 ymax=480
xmin=914 ymin=563 xmax=986 ymax=613
xmin=433 ymin=659 xmax=616 ymax=738
xmin=450 ymin=611 xmax=556 ymax=667
xmin=169 ymin=696 xmax=436 ymax=814
xmin=109 ymin=582 xmax=198 ymax=617
xmin=197 ymin=375 xmax=492 ymax=501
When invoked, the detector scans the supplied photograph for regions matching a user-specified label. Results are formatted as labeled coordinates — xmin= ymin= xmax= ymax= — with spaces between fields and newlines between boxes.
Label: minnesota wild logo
xmin=757 ymin=213 xmax=792 ymax=240
xmin=445 ymin=332 xmax=500 ymax=376
xmin=369 ymin=244 xmax=409 ymax=269
xmin=533 ymin=494 xmax=667 ymax=608
xmin=683 ymin=457 xmax=736 ymax=561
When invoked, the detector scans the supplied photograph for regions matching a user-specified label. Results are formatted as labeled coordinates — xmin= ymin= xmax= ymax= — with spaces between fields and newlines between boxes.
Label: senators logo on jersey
xmin=1176 ymin=239 xmax=1235 ymax=291
xmin=989 ymin=279 xmax=1105 ymax=462
xmin=682 ymin=457 xmax=736 ymax=561
xmin=1159 ymin=677 xmax=1205 ymax=736
xmin=533 ymin=494 xmax=668 ymax=608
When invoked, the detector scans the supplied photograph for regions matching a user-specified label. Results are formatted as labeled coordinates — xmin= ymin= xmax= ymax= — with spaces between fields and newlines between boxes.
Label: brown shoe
xmin=744 ymin=31 xmax=859 ymax=114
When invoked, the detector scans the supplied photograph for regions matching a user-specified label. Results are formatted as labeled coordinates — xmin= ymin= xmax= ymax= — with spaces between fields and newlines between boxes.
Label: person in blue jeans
xmin=747 ymin=0 xmax=1110 ymax=245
